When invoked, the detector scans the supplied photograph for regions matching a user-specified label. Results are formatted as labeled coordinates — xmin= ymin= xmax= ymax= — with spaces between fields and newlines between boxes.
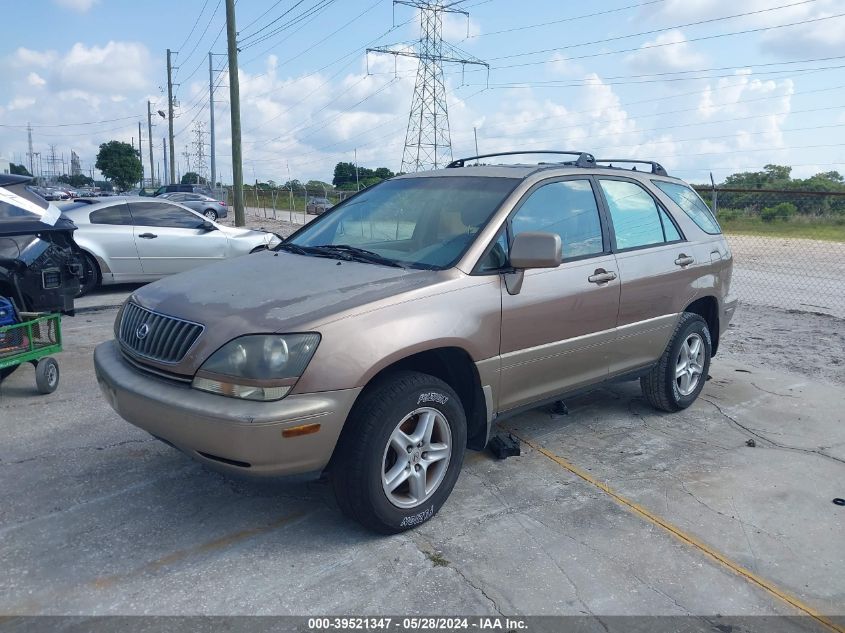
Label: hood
xmin=129 ymin=251 xmax=447 ymax=372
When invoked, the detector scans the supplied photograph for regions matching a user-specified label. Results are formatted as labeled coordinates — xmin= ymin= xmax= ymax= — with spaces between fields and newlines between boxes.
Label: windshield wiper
xmin=274 ymin=242 xmax=335 ymax=258
xmin=313 ymin=244 xmax=406 ymax=268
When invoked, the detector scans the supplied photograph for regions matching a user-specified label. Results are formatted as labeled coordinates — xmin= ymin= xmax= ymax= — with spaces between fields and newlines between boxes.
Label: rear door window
xmin=128 ymin=201 xmax=204 ymax=228
xmin=90 ymin=204 xmax=132 ymax=225
xmin=599 ymin=179 xmax=674 ymax=250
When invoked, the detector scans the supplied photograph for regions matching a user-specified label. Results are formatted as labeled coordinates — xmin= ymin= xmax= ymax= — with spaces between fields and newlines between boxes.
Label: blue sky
xmin=2 ymin=0 xmax=844 ymax=184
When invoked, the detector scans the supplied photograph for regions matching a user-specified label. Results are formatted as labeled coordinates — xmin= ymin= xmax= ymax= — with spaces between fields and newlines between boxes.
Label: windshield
xmin=287 ymin=176 xmax=518 ymax=269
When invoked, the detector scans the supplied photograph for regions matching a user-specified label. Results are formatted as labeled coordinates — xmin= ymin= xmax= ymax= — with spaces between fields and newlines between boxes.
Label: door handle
xmin=138 ymin=233 xmax=158 ymax=239
xmin=674 ymin=254 xmax=694 ymax=267
xmin=588 ymin=269 xmax=617 ymax=284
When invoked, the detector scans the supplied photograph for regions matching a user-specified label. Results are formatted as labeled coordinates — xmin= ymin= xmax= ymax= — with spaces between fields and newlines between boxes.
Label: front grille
xmin=118 ymin=302 xmax=204 ymax=364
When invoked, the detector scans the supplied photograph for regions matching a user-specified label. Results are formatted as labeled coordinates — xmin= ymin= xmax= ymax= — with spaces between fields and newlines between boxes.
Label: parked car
xmin=0 ymin=175 xmax=82 ymax=316
xmin=306 ymin=196 xmax=333 ymax=215
xmin=125 ymin=187 xmax=159 ymax=197
xmin=61 ymin=196 xmax=281 ymax=295
xmin=154 ymin=184 xmax=213 ymax=197
xmin=158 ymin=192 xmax=228 ymax=221
xmin=94 ymin=151 xmax=736 ymax=533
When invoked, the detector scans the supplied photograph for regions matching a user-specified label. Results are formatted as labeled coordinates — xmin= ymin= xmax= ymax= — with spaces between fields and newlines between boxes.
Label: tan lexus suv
xmin=95 ymin=151 xmax=737 ymax=533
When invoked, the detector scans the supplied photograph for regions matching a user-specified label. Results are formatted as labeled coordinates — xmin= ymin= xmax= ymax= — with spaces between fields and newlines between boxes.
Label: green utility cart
xmin=0 ymin=313 xmax=62 ymax=394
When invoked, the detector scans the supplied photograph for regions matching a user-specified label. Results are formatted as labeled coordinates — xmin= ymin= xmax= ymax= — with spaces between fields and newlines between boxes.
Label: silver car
xmin=61 ymin=197 xmax=280 ymax=295
xmin=158 ymin=192 xmax=228 ymax=221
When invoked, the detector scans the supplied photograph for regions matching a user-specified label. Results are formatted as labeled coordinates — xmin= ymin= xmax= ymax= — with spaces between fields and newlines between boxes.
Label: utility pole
xmin=27 ymin=123 xmax=34 ymax=176
xmin=166 ymin=48 xmax=177 ymax=184
xmin=209 ymin=52 xmax=217 ymax=190
xmin=138 ymin=122 xmax=144 ymax=186
xmin=225 ymin=0 xmax=245 ymax=226
xmin=147 ymin=101 xmax=155 ymax=186
xmin=162 ymin=137 xmax=168 ymax=184
xmin=354 ymin=148 xmax=360 ymax=191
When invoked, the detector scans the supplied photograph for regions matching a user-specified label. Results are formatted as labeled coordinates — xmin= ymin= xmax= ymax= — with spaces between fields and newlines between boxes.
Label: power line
xmin=0 ymin=115 xmax=140 ymax=128
xmin=487 ymin=0 xmax=820 ymax=62
xmin=468 ymin=0 xmax=667 ymax=39
xmin=237 ymin=0 xmax=307 ymax=44
xmin=463 ymin=62 xmax=845 ymax=89
xmin=239 ymin=0 xmax=291 ymax=34
xmin=174 ymin=0 xmax=223 ymax=82
xmin=239 ymin=0 xmax=335 ymax=50
xmin=175 ymin=0 xmax=212 ymax=53
xmin=487 ymin=11 xmax=845 ymax=73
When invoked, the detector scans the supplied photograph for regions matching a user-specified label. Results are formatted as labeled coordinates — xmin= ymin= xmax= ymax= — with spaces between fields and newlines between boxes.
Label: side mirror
xmin=505 ymin=232 xmax=562 ymax=296
xmin=200 ymin=220 xmax=216 ymax=232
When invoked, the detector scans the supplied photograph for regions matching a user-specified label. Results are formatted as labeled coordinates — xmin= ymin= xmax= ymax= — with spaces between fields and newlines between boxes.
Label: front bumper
xmin=94 ymin=340 xmax=361 ymax=477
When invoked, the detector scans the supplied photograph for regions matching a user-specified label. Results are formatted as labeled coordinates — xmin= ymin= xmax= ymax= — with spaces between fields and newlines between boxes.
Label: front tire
xmin=331 ymin=371 xmax=466 ymax=533
xmin=641 ymin=312 xmax=711 ymax=412
xmin=77 ymin=253 xmax=100 ymax=297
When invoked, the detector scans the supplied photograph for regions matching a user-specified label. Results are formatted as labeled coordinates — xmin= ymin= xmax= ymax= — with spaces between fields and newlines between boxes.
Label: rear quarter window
xmin=652 ymin=180 xmax=721 ymax=235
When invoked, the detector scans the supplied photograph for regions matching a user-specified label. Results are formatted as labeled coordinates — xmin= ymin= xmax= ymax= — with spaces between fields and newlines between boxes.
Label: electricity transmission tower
xmin=193 ymin=121 xmax=208 ymax=184
xmin=368 ymin=1 xmax=488 ymax=172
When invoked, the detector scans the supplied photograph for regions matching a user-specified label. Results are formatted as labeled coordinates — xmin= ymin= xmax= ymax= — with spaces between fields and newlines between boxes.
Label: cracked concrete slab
xmin=1 ymin=299 xmax=843 ymax=619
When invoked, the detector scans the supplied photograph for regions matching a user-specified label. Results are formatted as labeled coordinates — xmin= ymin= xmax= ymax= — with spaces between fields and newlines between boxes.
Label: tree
xmin=181 ymin=171 xmax=207 ymax=185
xmin=9 ymin=163 xmax=31 ymax=177
xmin=95 ymin=141 xmax=143 ymax=191
xmin=58 ymin=173 xmax=94 ymax=188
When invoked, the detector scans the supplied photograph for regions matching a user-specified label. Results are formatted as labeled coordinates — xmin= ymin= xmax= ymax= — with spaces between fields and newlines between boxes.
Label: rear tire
xmin=331 ymin=370 xmax=466 ymax=533
xmin=203 ymin=209 xmax=218 ymax=221
xmin=641 ymin=312 xmax=711 ymax=412
xmin=77 ymin=253 xmax=100 ymax=297
xmin=35 ymin=357 xmax=59 ymax=394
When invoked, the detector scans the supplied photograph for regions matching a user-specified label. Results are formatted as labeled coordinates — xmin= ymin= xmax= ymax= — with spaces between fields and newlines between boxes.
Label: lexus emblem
xmin=136 ymin=323 xmax=150 ymax=340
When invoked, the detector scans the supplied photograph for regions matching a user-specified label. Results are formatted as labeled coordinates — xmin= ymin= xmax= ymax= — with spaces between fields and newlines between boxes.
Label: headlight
xmin=192 ymin=333 xmax=320 ymax=401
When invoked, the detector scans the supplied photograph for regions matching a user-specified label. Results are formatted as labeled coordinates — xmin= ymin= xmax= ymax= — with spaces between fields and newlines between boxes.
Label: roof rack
xmin=595 ymin=159 xmax=668 ymax=177
xmin=446 ymin=151 xmax=595 ymax=169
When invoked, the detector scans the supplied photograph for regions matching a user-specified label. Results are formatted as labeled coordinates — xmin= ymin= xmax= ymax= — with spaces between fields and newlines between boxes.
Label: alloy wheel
xmin=381 ymin=407 xmax=452 ymax=509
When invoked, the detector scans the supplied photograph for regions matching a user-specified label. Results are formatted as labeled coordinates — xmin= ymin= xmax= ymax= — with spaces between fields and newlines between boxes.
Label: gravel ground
xmin=719 ymin=302 xmax=844 ymax=387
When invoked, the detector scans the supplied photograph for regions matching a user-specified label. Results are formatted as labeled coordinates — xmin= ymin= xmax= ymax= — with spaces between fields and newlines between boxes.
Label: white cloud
xmin=56 ymin=42 xmax=152 ymax=93
xmin=7 ymin=97 xmax=36 ymax=111
xmin=53 ymin=0 xmax=98 ymax=12
xmin=625 ymin=30 xmax=708 ymax=73
xmin=13 ymin=47 xmax=57 ymax=68
xmin=760 ymin=12 xmax=845 ymax=57
xmin=27 ymin=72 xmax=46 ymax=87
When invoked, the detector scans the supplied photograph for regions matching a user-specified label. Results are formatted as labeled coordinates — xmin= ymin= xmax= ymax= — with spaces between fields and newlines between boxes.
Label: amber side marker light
xmin=282 ymin=423 xmax=321 ymax=438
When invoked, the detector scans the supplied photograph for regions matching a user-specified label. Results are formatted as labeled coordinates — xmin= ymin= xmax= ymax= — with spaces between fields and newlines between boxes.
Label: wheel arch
xmin=683 ymin=295 xmax=720 ymax=355
xmin=339 ymin=346 xmax=490 ymax=457
xmin=74 ymin=241 xmax=112 ymax=276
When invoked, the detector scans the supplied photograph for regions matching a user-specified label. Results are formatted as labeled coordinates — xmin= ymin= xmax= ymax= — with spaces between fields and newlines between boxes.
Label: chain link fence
xmin=694 ymin=187 xmax=845 ymax=317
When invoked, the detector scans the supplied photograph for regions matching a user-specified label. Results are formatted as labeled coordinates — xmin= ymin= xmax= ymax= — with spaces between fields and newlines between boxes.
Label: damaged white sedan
xmin=61 ymin=196 xmax=281 ymax=295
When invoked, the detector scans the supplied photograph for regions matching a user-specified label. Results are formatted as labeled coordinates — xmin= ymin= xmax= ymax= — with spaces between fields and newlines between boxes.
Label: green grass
xmin=719 ymin=217 xmax=845 ymax=242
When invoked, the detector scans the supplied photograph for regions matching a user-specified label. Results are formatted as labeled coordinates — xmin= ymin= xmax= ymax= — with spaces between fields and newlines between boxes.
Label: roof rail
xmin=595 ymin=159 xmax=668 ymax=177
xmin=446 ymin=151 xmax=595 ymax=169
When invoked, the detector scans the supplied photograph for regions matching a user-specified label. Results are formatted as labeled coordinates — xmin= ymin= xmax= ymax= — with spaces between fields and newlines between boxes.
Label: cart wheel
xmin=35 ymin=358 xmax=59 ymax=394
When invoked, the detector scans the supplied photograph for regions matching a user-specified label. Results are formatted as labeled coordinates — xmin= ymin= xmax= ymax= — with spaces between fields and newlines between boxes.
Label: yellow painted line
xmin=509 ymin=430 xmax=845 ymax=633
